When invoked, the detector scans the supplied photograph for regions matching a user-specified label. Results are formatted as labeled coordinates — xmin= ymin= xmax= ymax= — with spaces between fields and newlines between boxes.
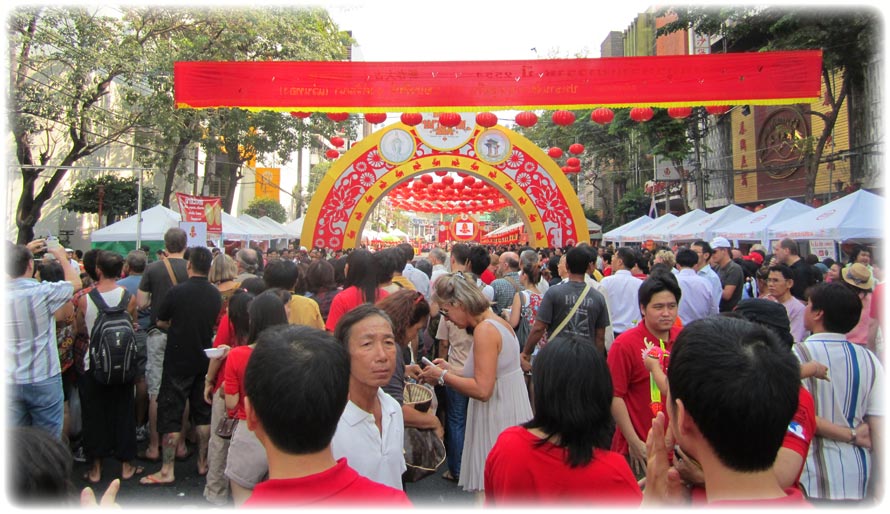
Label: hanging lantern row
xmin=324 ymin=149 xmax=340 ymax=159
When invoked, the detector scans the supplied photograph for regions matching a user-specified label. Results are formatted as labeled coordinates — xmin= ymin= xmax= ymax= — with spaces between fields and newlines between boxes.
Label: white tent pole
xmin=136 ymin=168 xmax=144 ymax=249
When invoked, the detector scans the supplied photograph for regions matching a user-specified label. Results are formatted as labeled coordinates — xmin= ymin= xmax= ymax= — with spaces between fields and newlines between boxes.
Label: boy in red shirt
xmin=240 ymin=325 xmax=411 ymax=507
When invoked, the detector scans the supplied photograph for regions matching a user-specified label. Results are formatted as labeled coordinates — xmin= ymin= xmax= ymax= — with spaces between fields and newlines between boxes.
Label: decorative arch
xmin=302 ymin=119 xmax=589 ymax=250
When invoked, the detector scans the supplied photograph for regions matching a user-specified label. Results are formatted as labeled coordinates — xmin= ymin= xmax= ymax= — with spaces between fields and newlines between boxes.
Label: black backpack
xmin=88 ymin=288 xmax=138 ymax=385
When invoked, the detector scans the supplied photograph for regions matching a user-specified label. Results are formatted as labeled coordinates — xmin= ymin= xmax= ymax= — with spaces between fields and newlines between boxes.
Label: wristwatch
xmin=849 ymin=428 xmax=857 ymax=444
xmin=438 ymin=369 xmax=448 ymax=386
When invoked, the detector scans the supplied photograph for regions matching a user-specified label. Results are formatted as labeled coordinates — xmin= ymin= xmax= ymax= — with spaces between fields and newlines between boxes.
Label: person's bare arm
xmin=594 ymin=326 xmax=606 ymax=355
xmin=502 ymin=293 xmax=521 ymax=328
xmin=867 ymin=416 xmax=883 ymax=502
xmin=721 ymin=284 xmax=737 ymax=301
xmin=612 ymin=396 xmax=647 ymax=475
xmin=421 ymin=322 xmax=499 ymax=401
xmin=137 ymin=289 xmax=151 ymax=310
xmin=49 ymin=245 xmax=81 ymax=290
xmin=402 ymin=405 xmax=444 ymax=440
xmin=773 ymin=448 xmax=805 ymax=490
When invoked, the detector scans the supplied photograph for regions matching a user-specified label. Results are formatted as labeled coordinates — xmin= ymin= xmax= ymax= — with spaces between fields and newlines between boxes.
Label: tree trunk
xmin=161 ymin=136 xmax=192 ymax=207
xmin=805 ymin=70 xmax=848 ymax=205
xmin=216 ymin=147 xmax=243 ymax=213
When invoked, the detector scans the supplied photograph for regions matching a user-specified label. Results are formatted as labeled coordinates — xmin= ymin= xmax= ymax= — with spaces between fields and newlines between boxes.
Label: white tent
xmin=768 ymin=189 xmax=884 ymax=242
xmin=361 ymin=228 xmax=383 ymax=241
xmin=713 ymin=199 xmax=814 ymax=245
xmin=586 ymin=218 xmax=602 ymax=237
xmin=389 ymin=228 xmax=410 ymax=240
xmin=258 ymin=216 xmax=291 ymax=239
xmin=620 ymin=214 xmax=678 ymax=243
xmin=486 ymin=222 xmax=525 ymax=237
xmin=91 ymin=204 xmax=181 ymax=242
xmin=666 ymin=204 xmax=749 ymax=242
xmin=219 ymin=212 xmax=255 ymax=240
xmin=283 ymin=217 xmax=304 ymax=238
xmin=641 ymin=209 xmax=707 ymax=242
xmin=602 ymin=215 xmax=652 ymax=243
xmin=237 ymin=214 xmax=276 ymax=239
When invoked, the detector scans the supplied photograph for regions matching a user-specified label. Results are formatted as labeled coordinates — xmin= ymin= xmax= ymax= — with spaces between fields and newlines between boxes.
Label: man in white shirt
xmin=691 ymin=240 xmax=723 ymax=316
xmin=601 ymin=247 xmax=643 ymax=338
xmin=674 ymin=248 xmax=718 ymax=324
xmin=428 ymin=247 xmax=449 ymax=287
xmin=794 ymin=282 xmax=883 ymax=504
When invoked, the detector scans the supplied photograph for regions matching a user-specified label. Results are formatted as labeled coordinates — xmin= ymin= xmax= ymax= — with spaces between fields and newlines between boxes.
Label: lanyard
xmin=645 ymin=336 xmax=668 ymax=414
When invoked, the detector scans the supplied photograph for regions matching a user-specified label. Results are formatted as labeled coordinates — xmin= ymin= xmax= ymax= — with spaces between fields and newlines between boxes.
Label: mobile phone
xmin=45 ymin=234 xmax=60 ymax=250
xmin=421 ymin=356 xmax=435 ymax=368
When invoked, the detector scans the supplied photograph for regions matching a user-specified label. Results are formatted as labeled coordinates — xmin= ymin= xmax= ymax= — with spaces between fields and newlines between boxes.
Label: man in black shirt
xmin=140 ymin=246 xmax=221 ymax=486
xmin=774 ymin=237 xmax=816 ymax=301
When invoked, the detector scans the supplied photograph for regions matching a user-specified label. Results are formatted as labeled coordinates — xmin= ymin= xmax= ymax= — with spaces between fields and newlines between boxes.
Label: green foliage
xmin=244 ymin=197 xmax=287 ymax=223
xmin=63 ymin=175 xmax=160 ymax=219
xmin=308 ymin=160 xmax=332 ymax=197
xmin=614 ymin=187 xmax=650 ymax=224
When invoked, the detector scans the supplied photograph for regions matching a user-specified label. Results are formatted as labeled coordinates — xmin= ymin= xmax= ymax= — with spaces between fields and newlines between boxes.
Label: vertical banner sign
xmin=255 ymin=167 xmax=281 ymax=201
xmin=176 ymin=193 xmax=222 ymax=235
xmin=438 ymin=222 xmax=449 ymax=244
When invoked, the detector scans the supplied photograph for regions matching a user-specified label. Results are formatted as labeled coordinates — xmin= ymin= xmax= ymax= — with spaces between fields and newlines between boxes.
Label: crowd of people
xmin=5 ymin=228 xmax=884 ymax=507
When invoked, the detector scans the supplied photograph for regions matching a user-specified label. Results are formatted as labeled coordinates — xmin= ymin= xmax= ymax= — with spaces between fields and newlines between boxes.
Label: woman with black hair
xmin=484 ymin=336 xmax=641 ymax=505
xmin=325 ymin=249 xmax=389 ymax=331
xmin=305 ymin=258 xmax=342 ymax=323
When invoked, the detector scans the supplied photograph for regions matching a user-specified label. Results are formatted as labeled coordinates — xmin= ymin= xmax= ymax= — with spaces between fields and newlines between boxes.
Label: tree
xmin=614 ymin=186 xmax=650 ymax=224
xmin=658 ymin=5 xmax=881 ymax=204
xmin=243 ymin=197 xmax=287 ymax=224
xmin=63 ymin=175 xmax=160 ymax=227
xmin=8 ymin=7 xmax=171 ymax=243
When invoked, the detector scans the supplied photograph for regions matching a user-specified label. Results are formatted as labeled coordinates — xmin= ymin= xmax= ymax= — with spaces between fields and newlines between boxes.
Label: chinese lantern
xmin=566 ymin=157 xmax=581 ymax=167
xmin=435 ymin=170 xmax=448 ymax=177
xmin=547 ymin=147 xmax=563 ymax=158
xmin=629 ymin=107 xmax=654 ymax=122
xmin=326 ymin=112 xmax=349 ymax=122
xmin=442 ymin=176 xmax=455 ymax=186
xmin=420 ymin=174 xmax=433 ymax=184
xmin=563 ymin=165 xmax=581 ymax=174
xmin=552 ymin=110 xmax=576 ymax=126
xmin=561 ymin=166 xmax=572 ymax=173
xmin=514 ymin=111 xmax=538 ymax=128
xmin=462 ymin=176 xmax=475 ymax=187
xmin=401 ymin=113 xmax=423 ymax=126
xmin=330 ymin=136 xmax=345 ymax=148
xmin=364 ymin=112 xmax=387 ymax=124
xmin=706 ymin=105 xmax=731 ymax=115
xmin=667 ymin=107 xmax=692 ymax=119
xmin=591 ymin=108 xmax=615 ymax=125
xmin=325 ymin=149 xmax=340 ymax=159
xmin=439 ymin=112 xmax=461 ymax=127
xmin=475 ymin=112 xmax=498 ymax=127
xmin=289 ymin=111 xmax=311 ymax=119
xmin=568 ymin=143 xmax=585 ymax=155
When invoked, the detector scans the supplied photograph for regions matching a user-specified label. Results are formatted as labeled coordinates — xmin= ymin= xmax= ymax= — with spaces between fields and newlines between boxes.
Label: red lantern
xmin=439 ymin=112 xmax=461 ymax=127
xmin=667 ymin=107 xmax=692 ymax=119
xmin=472 ymin=181 xmax=484 ymax=189
xmin=325 ymin=149 xmax=340 ymax=159
xmin=420 ymin=174 xmax=433 ymax=184
xmin=629 ymin=107 xmax=655 ymax=122
xmin=475 ymin=112 xmax=498 ymax=128
xmin=434 ymin=170 xmax=448 ymax=177
xmin=400 ymin=113 xmax=423 ymax=126
xmin=462 ymin=176 xmax=475 ymax=187
xmin=552 ymin=110 xmax=576 ymax=126
xmin=364 ymin=112 xmax=387 ymax=124
xmin=547 ymin=147 xmax=563 ymax=159
xmin=564 ymin=166 xmax=581 ymax=174
xmin=561 ymin=166 xmax=572 ymax=173
xmin=289 ymin=111 xmax=311 ymax=119
xmin=330 ymin=136 xmax=345 ymax=148
xmin=514 ymin=111 xmax=538 ymax=128
xmin=442 ymin=176 xmax=454 ymax=186
xmin=591 ymin=108 xmax=615 ymax=125
xmin=566 ymin=157 xmax=581 ymax=167
xmin=326 ymin=112 xmax=349 ymax=122
xmin=568 ymin=143 xmax=585 ymax=155
xmin=706 ymin=105 xmax=731 ymax=115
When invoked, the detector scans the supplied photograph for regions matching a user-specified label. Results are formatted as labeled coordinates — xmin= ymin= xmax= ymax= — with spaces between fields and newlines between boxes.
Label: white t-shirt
xmin=331 ymin=387 xmax=406 ymax=490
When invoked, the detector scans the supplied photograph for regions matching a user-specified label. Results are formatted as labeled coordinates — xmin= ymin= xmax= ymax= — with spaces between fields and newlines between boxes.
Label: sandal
xmin=139 ymin=473 xmax=175 ymax=487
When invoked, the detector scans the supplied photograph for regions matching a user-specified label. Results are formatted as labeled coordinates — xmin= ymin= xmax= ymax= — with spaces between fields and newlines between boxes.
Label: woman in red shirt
xmin=223 ymin=290 xmax=289 ymax=506
xmin=484 ymin=335 xmax=642 ymax=506
xmin=325 ymin=249 xmax=389 ymax=331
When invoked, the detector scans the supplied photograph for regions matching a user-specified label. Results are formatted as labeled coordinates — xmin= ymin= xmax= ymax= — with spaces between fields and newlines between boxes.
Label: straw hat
xmin=842 ymin=263 xmax=875 ymax=291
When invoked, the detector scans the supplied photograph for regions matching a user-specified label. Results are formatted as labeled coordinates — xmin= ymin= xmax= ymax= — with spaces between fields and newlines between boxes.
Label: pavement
xmin=71 ymin=440 xmax=475 ymax=507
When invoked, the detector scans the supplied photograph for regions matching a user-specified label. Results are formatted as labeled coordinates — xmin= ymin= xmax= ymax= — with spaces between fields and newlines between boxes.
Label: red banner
xmin=174 ymin=51 xmax=822 ymax=112
xmin=175 ymin=193 xmax=222 ymax=235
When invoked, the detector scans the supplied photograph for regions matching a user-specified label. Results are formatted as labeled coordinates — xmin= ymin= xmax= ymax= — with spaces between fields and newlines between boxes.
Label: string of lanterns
xmin=387 ymin=173 xmax=512 ymax=214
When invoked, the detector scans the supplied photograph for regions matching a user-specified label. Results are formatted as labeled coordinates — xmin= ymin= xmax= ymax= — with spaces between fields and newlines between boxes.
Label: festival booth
xmin=641 ymin=209 xmax=708 ymax=242
xmin=283 ymin=217 xmax=304 ymax=239
xmin=619 ymin=214 xmax=678 ymax=244
xmin=666 ymin=204 xmax=749 ymax=243
xmin=481 ymin=222 xmax=526 ymax=246
xmin=713 ymin=199 xmax=813 ymax=246
xmin=219 ymin=212 xmax=256 ymax=240
xmin=602 ymin=215 xmax=653 ymax=245
xmin=389 ymin=228 xmax=410 ymax=241
xmin=767 ymin=189 xmax=884 ymax=243
xmin=90 ymin=205 xmax=182 ymax=255
xmin=586 ymin=218 xmax=603 ymax=241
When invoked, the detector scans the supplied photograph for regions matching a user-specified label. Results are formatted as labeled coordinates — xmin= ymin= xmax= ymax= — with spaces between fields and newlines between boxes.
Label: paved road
xmin=72 ymin=442 xmax=475 ymax=507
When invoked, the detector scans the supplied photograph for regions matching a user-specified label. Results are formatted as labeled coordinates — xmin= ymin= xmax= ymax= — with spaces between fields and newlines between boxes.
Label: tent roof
xmin=713 ymin=199 xmax=813 ymax=244
xmin=768 ymin=189 xmax=884 ymax=242
xmin=283 ymin=217 xmax=304 ymax=238
xmin=602 ymin=215 xmax=652 ymax=241
xmin=666 ymin=204 xmax=749 ymax=242
xmin=586 ymin=218 xmax=602 ymax=234
xmin=641 ymin=209 xmax=708 ymax=241
xmin=486 ymin=221 xmax=525 ymax=237
xmin=620 ymin=214 xmax=678 ymax=243
xmin=90 ymin=205 xmax=181 ymax=242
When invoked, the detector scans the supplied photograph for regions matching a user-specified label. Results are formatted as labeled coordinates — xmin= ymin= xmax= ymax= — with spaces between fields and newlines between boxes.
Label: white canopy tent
xmin=666 ymin=204 xmax=749 ymax=242
xmin=219 ymin=212 xmax=255 ymax=240
xmin=768 ymin=189 xmax=884 ymax=242
xmin=283 ymin=217 xmax=304 ymax=238
xmin=586 ymin=218 xmax=602 ymax=238
xmin=641 ymin=209 xmax=708 ymax=242
xmin=485 ymin=221 xmax=525 ymax=237
xmin=91 ymin=204 xmax=181 ymax=242
xmin=257 ymin=216 xmax=291 ymax=239
xmin=389 ymin=228 xmax=410 ymax=240
xmin=619 ymin=214 xmax=678 ymax=244
xmin=361 ymin=228 xmax=384 ymax=241
xmin=236 ymin=214 xmax=277 ymax=239
xmin=713 ymin=199 xmax=814 ymax=246
xmin=602 ymin=215 xmax=652 ymax=243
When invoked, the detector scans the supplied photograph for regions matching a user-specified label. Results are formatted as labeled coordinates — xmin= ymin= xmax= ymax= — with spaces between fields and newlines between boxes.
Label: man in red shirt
xmin=607 ymin=273 xmax=682 ymax=478
xmin=643 ymin=316 xmax=808 ymax=506
xmin=240 ymin=325 xmax=411 ymax=507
